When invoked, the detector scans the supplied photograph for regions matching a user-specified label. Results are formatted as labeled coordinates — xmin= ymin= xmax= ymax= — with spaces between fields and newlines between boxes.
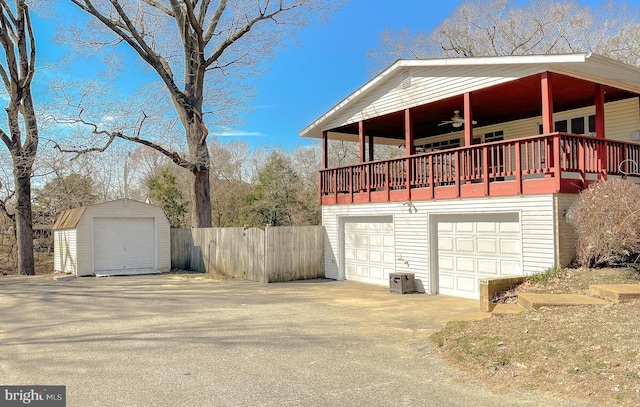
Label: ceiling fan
xmin=438 ymin=110 xmax=477 ymax=128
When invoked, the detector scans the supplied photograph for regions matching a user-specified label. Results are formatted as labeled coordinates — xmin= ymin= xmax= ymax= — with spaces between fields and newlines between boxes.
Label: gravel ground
xmin=0 ymin=275 xmax=594 ymax=407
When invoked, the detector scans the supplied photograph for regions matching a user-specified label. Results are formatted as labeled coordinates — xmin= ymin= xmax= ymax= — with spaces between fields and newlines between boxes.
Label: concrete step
xmin=491 ymin=303 xmax=524 ymax=316
xmin=517 ymin=293 xmax=609 ymax=311
xmin=590 ymin=284 xmax=640 ymax=303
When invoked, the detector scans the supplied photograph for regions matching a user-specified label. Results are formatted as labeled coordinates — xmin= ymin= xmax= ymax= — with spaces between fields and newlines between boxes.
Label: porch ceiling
xmin=331 ymin=72 xmax=637 ymax=142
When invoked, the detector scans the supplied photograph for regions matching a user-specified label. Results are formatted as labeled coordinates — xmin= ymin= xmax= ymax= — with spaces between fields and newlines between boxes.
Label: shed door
xmin=436 ymin=213 xmax=522 ymax=299
xmin=94 ymin=218 xmax=155 ymax=272
xmin=344 ymin=217 xmax=395 ymax=285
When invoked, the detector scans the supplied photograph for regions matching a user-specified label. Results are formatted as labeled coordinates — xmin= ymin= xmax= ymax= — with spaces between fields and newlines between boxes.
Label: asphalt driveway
xmin=0 ymin=275 xmax=593 ymax=406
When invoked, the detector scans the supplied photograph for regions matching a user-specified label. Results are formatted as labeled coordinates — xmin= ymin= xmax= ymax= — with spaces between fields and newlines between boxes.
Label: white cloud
xmin=211 ymin=130 xmax=263 ymax=137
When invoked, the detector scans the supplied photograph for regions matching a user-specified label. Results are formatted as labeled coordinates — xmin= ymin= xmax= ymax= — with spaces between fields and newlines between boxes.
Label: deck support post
xmin=358 ymin=121 xmax=365 ymax=163
xmin=321 ymin=130 xmax=328 ymax=169
xmin=463 ymin=92 xmax=473 ymax=146
xmin=405 ymin=109 xmax=414 ymax=198
xmin=541 ymin=72 xmax=554 ymax=134
xmin=404 ymin=108 xmax=415 ymax=156
xmin=595 ymin=84 xmax=607 ymax=180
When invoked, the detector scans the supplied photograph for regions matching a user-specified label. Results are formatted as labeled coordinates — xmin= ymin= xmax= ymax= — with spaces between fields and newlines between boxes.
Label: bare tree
xmin=0 ymin=0 xmax=38 ymax=275
xmin=369 ymin=0 xmax=640 ymax=72
xmin=61 ymin=0 xmax=340 ymax=228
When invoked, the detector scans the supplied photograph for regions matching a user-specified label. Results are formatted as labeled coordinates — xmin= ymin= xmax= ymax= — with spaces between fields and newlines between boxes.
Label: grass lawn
xmin=430 ymin=268 xmax=640 ymax=406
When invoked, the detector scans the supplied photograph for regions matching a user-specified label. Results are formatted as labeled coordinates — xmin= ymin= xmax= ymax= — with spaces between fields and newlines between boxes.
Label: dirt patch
xmin=431 ymin=268 xmax=640 ymax=406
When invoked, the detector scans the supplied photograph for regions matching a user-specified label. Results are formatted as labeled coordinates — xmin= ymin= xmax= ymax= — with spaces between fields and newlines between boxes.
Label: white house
xmin=300 ymin=53 xmax=640 ymax=299
xmin=53 ymin=199 xmax=171 ymax=277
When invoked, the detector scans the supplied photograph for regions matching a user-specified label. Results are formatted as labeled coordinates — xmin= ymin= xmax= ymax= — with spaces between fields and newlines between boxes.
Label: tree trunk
xmin=192 ymin=166 xmax=212 ymax=228
xmin=185 ymin=118 xmax=212 ymax=228
xmin=14 ymin=172 xmax=34 ymax=275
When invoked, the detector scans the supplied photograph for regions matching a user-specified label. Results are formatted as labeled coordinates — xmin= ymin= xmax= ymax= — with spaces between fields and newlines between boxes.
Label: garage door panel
xmin=437 ymin=213 xmax=522 ymax=299
xmin=478 ymin=258 xmax=499 ymax=274
xmin=500 ymin=239 xmax=521 ymax=255
xmin=438 ymin=236 xmax=454 ymax=251
xmin=457 ymin=276 xmax=476 ymax=293
xmin=455 ymin=222 xmax=474 ymax=233
xmin=477 ymin=222 xmax=497 ymax=233
xmin=369 ymin=266 xmax=383 ymax=280
xmin=456 ymin=257 xmax=476 ymax=273
xmin=438 ymin=222 xmax=454 ymax=232
xmin=94 ymin=218 xmax=155 ymax=272
xmin=344 ymin=219 xmax=395 ymax=286
xmin=500 ymin=260 xmax=522 ymax=272
xmin=500 ymin=222 xmax=521 ymax=233
xmin=369 ymin=234 xmax=382 ymax=247
xmin=439 ymin=255 xmax=455 ymax=271
xmin=455 ymin=238 xmax=475 ymax=253
xmin=345 ymin=249 xmax=356 ymax=260
xmin=477 ymin=238 xmax=497 ymax=253
xmin=439 ymin=274 xmax=455 ymax=289
xmin=356 ymin=264 xmax=370 ymax=277
xmin=383 ymin=251 xmax=395 ymax=263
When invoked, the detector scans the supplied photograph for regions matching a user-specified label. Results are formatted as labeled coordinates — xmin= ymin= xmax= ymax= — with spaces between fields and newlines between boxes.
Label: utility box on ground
xmin=389 ymin=273 xmax=415 ymax=294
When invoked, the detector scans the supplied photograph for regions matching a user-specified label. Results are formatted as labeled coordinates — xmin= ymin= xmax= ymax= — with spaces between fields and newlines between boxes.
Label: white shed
xmin=53 ymin=199 xmax=171 ymax=277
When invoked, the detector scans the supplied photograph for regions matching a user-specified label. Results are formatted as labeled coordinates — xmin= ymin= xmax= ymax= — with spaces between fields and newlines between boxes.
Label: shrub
xmin=567 ymin=179 xmax=640 ymax=268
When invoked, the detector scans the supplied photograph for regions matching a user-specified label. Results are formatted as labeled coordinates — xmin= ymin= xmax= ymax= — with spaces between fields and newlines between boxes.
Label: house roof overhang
xmin=300 ymin=53 xmax=640 ymax=143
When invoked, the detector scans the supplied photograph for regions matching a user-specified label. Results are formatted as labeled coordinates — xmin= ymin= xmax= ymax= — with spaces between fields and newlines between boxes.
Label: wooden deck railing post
xmin=454 ymin=151 xmax=460 ymax=198
xmin=318 ymin=171 xmax=322 ymax=205
xmin=406 ymin=157 xmax=412 ymax=200
xmin=428 ymin=155 xmax=434 ymax=199
xmin=482 ymin=145 xmax=489 ymax=196
xmin=366 ymin=164 xmax=372 ymax=202
xmin=553 ymin=134 xmax=561 ymax=191
xmin=385 ymin=162 xmax=390 ymax=202
xmin=578 ymin=137 xmax=585 ymax=186
xmin=333 ymin=170 xmax=338 ymax=205
xmin=515 ymin=141 xmax=522 ymax=194
xmin=349 ymin=167 xmax=354 ymax=203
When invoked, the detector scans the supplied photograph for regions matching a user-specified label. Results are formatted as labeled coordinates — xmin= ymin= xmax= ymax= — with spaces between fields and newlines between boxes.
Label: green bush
xmin=567 ymin=179 xmax=640 ymax=268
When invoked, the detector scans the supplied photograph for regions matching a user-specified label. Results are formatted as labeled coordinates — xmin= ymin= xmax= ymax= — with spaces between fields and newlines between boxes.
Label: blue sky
xmin=31 ymin=0 xmax=609 ymax=152
xmin=30 ymin=1 xmax=458 ymax=152
xmin=240 ymin=1 xmax=458 ymax=151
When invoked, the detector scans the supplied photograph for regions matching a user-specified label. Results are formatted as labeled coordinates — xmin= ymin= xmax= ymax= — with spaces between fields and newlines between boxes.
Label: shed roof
xmin=52 ymin=198 xmax=164 ymax=230
xmin=300 ymin=53 xmax=640 ymax=140
xmin=52 ymin=207 xmax=87 ymax=230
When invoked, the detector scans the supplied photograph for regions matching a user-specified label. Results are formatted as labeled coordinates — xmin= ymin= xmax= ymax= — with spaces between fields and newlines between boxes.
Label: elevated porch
xmin=320 ymin=132 xmax=640 ymax=205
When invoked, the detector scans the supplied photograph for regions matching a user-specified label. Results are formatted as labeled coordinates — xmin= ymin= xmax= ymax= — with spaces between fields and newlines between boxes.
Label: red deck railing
xmin=319 ymin=133 xmax=640 ymax=205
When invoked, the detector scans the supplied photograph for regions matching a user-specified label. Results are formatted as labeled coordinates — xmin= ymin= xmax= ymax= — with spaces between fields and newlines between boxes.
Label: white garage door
xmin=344 ymin=217 xmax=395 ymax=285
xmin=436 ymin=213 xmax=522 ymax=299
xmin=94 ymin=218 xmax=155 ymax=273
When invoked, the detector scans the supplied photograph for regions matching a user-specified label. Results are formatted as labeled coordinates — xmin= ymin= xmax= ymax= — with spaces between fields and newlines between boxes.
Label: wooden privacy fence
xmin=170 ymin=226 xmax=325 ymax=283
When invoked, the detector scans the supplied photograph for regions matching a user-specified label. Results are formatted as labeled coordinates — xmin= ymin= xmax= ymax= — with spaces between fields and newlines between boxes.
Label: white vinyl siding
xmin=324 ymin=64 xmax=543 ymax=132
xmin=54 ymin=229 xmax=77 ymax=274
xmin=323 ymin=195 xmax=559 ymax=295
xmin=554 ymin=194 xmax=579 ymax=267
xmin=414 ymin=97 xmax=640 ymax=146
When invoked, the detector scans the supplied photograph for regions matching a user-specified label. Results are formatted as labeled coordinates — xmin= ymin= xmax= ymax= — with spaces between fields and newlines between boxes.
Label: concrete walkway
xmin=0 ymin=275 xmax=594 ymax=407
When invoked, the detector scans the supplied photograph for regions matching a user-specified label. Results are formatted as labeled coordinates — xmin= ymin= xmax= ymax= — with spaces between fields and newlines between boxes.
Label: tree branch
xmin=206 ymin=1 xmax=301 ymax=67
